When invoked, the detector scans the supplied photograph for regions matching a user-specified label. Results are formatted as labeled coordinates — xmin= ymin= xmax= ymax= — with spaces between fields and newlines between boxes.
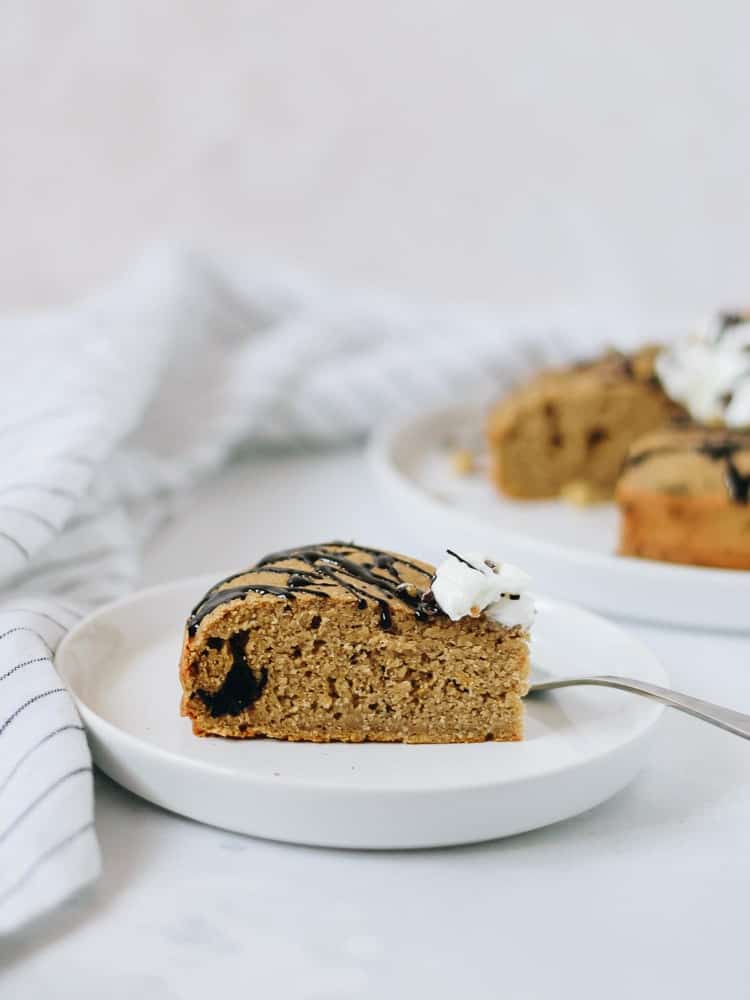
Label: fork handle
xmin=530 ymin=675 xmax=750 ymax=740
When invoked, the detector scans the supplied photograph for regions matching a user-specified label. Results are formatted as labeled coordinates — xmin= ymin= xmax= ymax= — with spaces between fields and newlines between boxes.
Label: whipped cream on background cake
xmin=431 ymin=550 xmax=535 ymax=628
xmin=656 ymin=312 xmax=750 ymax=428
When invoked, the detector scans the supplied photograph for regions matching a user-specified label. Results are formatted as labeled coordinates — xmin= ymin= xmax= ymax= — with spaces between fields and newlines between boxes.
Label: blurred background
xmin=2 ymin=0 xmax=748 ymax=315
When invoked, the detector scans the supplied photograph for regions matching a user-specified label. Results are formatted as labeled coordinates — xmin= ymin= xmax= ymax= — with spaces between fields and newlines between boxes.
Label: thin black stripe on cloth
xmin=0 ymin=657 xmax=51 ymax=684
xmin=0 ymin=626 xmax=55 ymax=652
xmin=0 ymin=483 xmax=79 ymax=501
xmin=0 ymin=532 xmax=28 ymax=560
xmin=0 ymin=724 xmax=86 ymax=795
xmin=0 ymin=506 xmax=58 ymax=531
xmin=0 ymin=767 xmax=92 ymax=847
xmin=0 ymin=620 xmax=98 ymax=933
xmin=0 ymin=688 xmax=68 ymax=736
xmin=0 ymin=609 xmax=73 ymax=630
xmin=0 ymin=821 xmax=96 ymax=909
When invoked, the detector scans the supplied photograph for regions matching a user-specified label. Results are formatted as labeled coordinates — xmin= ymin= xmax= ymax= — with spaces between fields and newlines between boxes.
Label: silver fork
xmin=528 ymin=674 xmax=750 ymax=740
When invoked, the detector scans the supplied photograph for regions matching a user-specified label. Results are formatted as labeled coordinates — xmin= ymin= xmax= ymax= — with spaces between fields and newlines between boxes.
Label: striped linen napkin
xmin=0 ymin=245 xmax=619 ymax=932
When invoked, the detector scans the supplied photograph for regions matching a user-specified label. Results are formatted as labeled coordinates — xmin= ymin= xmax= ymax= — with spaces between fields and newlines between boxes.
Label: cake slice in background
xmin=486 ymin=346 xmax=683 ymax=501
xmin=616 ymin=427 xmax=750 ymax=569
xmin=179 ymin=543 xmax=533 ymax=744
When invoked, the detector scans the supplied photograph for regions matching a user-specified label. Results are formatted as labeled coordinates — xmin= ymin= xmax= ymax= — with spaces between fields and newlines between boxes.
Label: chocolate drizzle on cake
xmin=196 ymin=630 xmax=268 ymax=716
xmin=619 ymin=355 xmax=635 ymax=379
xmin=187 ymin=542 xmax=440 ymax=637
xmin=445 ymin=549 xmax=481 ymax=571
xmin=626 ymin=433 xmax=750 ymax=504
xmin=699 ymin=441 xmax=750 ymax=503
xmin=625 ymin=445 xmax=681 ymax=468
xmin=726 ymin=461 xmax=750 ymax=503
xmin=716 ymin=311 xmax=747 ymax=339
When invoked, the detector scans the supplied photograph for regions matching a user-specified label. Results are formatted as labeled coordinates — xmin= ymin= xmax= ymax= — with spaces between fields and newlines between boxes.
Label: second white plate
xmin=369 ymin=405 xmax=750 ymax=632
xmin=56 ymin=575 xmax=666 ymax=849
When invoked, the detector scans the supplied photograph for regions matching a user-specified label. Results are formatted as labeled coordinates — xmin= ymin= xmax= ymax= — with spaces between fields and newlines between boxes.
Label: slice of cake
xmin=179 ymin=543 xmax=533 ymax=743
xmin=616 ymin=427 xmax=750 ymax=569
xmin=487 ymin=346 xmax=684 ymax=500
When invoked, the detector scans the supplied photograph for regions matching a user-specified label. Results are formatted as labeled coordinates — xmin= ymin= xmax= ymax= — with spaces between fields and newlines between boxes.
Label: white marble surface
xmin=2 ymin=448 xmax=750 ymax=997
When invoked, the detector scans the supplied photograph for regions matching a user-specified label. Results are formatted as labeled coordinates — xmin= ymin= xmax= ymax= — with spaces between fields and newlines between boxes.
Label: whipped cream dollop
xmin=431 ymin=550 xmax=535 ymax=629
xmin=655 ymin=312 xmax=750 ymax=428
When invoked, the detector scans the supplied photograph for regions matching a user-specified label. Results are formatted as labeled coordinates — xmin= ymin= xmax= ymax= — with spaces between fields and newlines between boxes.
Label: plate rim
xmin=56 ymin=574 xmax=667 ymax=795
xmin=368 ymin=402 xmax=750 ymax=586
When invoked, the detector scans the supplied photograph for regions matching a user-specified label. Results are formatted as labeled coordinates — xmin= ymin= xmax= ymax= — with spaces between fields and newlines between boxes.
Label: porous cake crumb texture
xmin=179 ymin=544 xmax=530 ymax=743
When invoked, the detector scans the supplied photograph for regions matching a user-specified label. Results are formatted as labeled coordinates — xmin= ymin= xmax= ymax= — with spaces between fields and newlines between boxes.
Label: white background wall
xmin=1 ymin=0 xmax=748 ymax=313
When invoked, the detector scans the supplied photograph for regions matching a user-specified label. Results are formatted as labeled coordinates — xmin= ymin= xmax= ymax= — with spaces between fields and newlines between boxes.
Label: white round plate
xmin=370 ymin=405 xmax=750 ymax=632
xmin=56 ymin=575 xmax=666 ymax=849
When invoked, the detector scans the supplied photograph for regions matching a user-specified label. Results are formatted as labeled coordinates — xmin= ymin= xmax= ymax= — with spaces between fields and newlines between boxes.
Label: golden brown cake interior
xmin=487 ymin=347 xmax=682 ymax=499
xmin=616 ymin=427 xmax=750 ymax=569
xmin=179 ymin=543 xmax=529 ymax=743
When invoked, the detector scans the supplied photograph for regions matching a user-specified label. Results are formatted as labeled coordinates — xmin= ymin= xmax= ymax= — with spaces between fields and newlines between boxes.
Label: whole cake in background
xmin=485 ymin=310 xmax=750 ymax=569
xmin=179 ymin=543 xmax=534 ymax=744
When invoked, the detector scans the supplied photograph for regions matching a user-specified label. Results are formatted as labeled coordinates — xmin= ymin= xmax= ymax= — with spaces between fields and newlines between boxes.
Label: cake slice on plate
xmin=179 ymin=543 xmax=533 ymax=743
xmin=616 ymin=427 xmax=750 ymax=569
